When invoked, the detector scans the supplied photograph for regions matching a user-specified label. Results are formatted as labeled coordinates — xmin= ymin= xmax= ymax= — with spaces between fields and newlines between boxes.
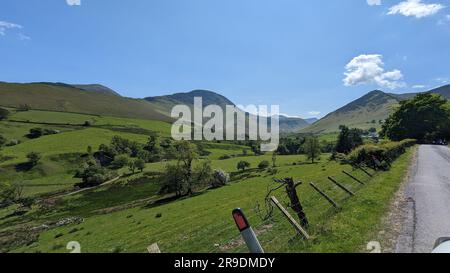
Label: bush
xmin=6 ymin=139 xmax=20 ymax=146
xmin=0 ymin=135 xmax=6 ymax=148
xmin=211 ymin=169 xmax=230 ymax=188
xmin=237 ymin=160 xmax=251 ymax=171
xmin=74 ymin=162 xmax=117 ymax=188
xmin=28 ymin=128 xmax=44 ymax=139
xmin=0 ymin=107 xmax=10 ymax=120
xmin=26 ymin=152 xmax=41 ymax=166
xmin=110 ymin=155 xmax=130 ymax=169
xmin=348 ymin=139 xmax=416 ymax=170
xmin=258 ymin=160 xmax=270 ymax=169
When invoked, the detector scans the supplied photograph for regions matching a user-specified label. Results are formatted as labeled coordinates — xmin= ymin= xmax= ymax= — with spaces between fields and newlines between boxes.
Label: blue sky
xmin=1 ymin=0 xmax=449 ymax=118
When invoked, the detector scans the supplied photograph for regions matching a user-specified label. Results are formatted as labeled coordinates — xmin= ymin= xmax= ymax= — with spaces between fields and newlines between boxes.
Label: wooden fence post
xmin=358 ymin=166 xmax=373 ymax=177
xmin=342 ymin=170 xmax=365 ymax=185
xmin=328 ymin=176 xmax=355 ymax=196
xmin=309 ymin=182 xmax=339 ymax=209
xmin=270 ymin=196 xmax=310 ymax=240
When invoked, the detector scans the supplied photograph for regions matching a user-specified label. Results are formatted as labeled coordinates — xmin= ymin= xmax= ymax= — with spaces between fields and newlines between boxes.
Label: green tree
xmin=174 ymin=141 xmax=199 ymax=195
xmin=110 ymin=155 xmax=129 ymax=169
xmin=0 ymin=183 xmax=23 ymax=206
xmin=0 ymin=134 xmax=6 ymax=148
xmin=193 ymin=160 xmax=213 ymax=187
xmin=237 ymin=160 xmax=251 ymax=171
xmin=258 ymin=160 xmax=270 ymax=169
xmin=0 ymin=107 xmax=10 ymax=120
xmin=159 ymin=164 xmax=185 ymax=197
xmin=335 ymin=125 xmax=363 ymax=154
xmin=28 ymin=128 xmax=44 ymax=139
xmin=304 ymin=137 xmax=321 ymax=163
xmin=144 ymin=133 xmax=162 ymax=161
xmin=128 ymin=160 xmax=137 ymax=174
xmin=381 ymin=93 xmax=450 ymax=141
xmin=134 ymin=158 xmax=146 ymax=172
xmin=26 ymin=152 xmax=41 ymax=166
xmin=75 ymin=161 xmax=116 ymax=188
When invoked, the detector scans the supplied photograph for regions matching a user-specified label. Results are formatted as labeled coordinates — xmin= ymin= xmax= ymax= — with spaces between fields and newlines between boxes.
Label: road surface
xmin=399 ymin=145 xmax=450 ymax=253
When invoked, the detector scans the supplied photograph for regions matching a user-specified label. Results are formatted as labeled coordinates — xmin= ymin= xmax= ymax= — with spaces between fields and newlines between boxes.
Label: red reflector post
xmin=232 ymin=208 xmax=250 ymax=232
xmin=232 ymin=208 xmax=264 ymax=253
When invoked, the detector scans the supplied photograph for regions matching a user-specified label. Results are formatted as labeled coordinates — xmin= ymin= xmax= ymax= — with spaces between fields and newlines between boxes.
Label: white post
xmin=232 ymin=208 xmax=264 ymax=254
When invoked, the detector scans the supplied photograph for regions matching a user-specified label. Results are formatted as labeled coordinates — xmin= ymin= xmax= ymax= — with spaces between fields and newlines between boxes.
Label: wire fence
xmin=151 ymin=165 xmax=375 ymax=253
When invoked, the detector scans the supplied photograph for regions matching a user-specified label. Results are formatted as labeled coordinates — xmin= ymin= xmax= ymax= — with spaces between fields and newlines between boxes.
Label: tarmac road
xmin=399 ymin=145 xmax=450 ymax=253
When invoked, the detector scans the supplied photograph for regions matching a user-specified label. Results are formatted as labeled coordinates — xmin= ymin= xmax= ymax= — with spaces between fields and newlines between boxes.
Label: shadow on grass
xmin=14 ymin=162 xmax=34 ymax=172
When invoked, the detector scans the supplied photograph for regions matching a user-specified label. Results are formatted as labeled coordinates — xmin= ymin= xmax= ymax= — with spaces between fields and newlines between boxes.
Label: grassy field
xmin=0 ymin=110 xmax=249 ymax=198
xmin=0 ymin=108 xmax=415 ymax=253
xmin=0 ymin=147 xmax=413 ymax=253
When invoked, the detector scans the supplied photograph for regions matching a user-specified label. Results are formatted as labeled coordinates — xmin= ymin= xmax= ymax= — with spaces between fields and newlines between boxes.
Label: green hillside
xmin=302 ymin=85 xmax=450 ymax=134
xmin=0 ymin=82 xmax=172 ymax=122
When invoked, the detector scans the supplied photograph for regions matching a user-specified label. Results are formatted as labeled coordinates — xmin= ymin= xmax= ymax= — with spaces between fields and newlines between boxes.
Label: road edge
xmin=374 ymin=145 xmax=418 ymax=253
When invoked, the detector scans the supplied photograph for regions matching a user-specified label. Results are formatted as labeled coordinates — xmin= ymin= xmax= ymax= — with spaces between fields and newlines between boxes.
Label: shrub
xmin=335 ymin=125 xmax=364 ymax=154
xmin=258 ymin=160 xmax=270 ymax=169
xmin=211 ymin=169 xmax=230 ymax=188
xmin=348 ymin=139 xmax=416 ymax=170
xmin=6 ymin=139 xmax=20 ymax=146
xmin=0 ymin=107 xmax=9 ymax=120
xmin=237 ymin=161 xmax=251 ymax=171
xmin=26 ymin=152 xmax=41 ymax=166
xmin=0 ymin=135 xmax=6 ymax=148
xmin=110 ymin=155 xmax=130 ymax=169
xmin=74 ymin=161 xmax=117 ymax=188
xmin=28 ymin=128 xmax=44 ymax=139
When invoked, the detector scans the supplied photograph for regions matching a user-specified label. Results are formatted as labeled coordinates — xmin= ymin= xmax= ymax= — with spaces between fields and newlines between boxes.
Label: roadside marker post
xmin=232 ymin=208 xmax=265 ymax=254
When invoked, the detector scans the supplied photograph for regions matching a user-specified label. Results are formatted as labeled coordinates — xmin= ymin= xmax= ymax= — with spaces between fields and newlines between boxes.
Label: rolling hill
xmin=0 ymin=82 xmax=310 ymax=133
xmin=301 ymin=84 xmax=450 ymax=134
xmin=0 ymin=82 xmax=173 ymax=122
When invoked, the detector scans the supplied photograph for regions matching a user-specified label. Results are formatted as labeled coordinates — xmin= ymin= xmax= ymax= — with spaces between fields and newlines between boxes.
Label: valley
xmin=0 ymin=81 xmax=427 ymax=253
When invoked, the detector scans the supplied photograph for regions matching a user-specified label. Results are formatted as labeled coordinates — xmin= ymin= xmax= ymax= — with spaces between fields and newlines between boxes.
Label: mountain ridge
xmin=301 ymin=84 xmax=450 ymax=134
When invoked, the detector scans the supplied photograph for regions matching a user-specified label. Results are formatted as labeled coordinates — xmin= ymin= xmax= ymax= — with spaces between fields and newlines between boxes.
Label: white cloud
xmin=367 ymin=0 xmax=382 ymax=6
xmin=0 ymin=21 xmax=22 ymax=36
xmin=308 ymin=111 xmax=321 ymax=116
xmin=412 ymin=84 xmax=426 ymax=88
xmin=66 ymin=0 xmax=81 ymax=6
xmin=343 ymin=54 xmax=406 ymax=90
xmin=388 ymin=0 xmax=444 ymax=18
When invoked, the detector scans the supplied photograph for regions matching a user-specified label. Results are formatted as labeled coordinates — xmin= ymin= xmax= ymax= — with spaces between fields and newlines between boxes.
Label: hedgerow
xmin=348 ymin=139 xmax=416 ymax=170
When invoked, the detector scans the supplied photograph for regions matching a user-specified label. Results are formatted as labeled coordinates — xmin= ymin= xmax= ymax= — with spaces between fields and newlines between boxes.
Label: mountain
xmin=305 ymin=118 xmax=318 ymax=124
xmin=146 ymin=90 xmax=309 ymax=133
xmin=145 ymin=90 xmax=235 ymax=116
xmin=301 ymin=84 xmax=450 ymax=134
xmin=0 ymin=82 xmax=172 ymax=122
xmin=0 ymin=82 xmax=308 ymax=132
xmin=71 ymin=84 xmax=121 ymax=96
xmin=278 ymin=115 xmax=310 ymax=132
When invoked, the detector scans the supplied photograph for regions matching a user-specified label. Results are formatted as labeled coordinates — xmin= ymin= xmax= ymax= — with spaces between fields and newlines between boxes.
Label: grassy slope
xmin=9 ymin=110 xmax=172 ymax=137
xmin=302 ymin=91 xmax=399 ymax=134
xmin=10 ymin=147 xmax=413 ymax=253
xmin=0 ymin=82 xmax=172 ymax=122
xmin=0 ymin=110 xmax=247 ymax=197
xmin=0 ymin=127 xmax=148 ymax=165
